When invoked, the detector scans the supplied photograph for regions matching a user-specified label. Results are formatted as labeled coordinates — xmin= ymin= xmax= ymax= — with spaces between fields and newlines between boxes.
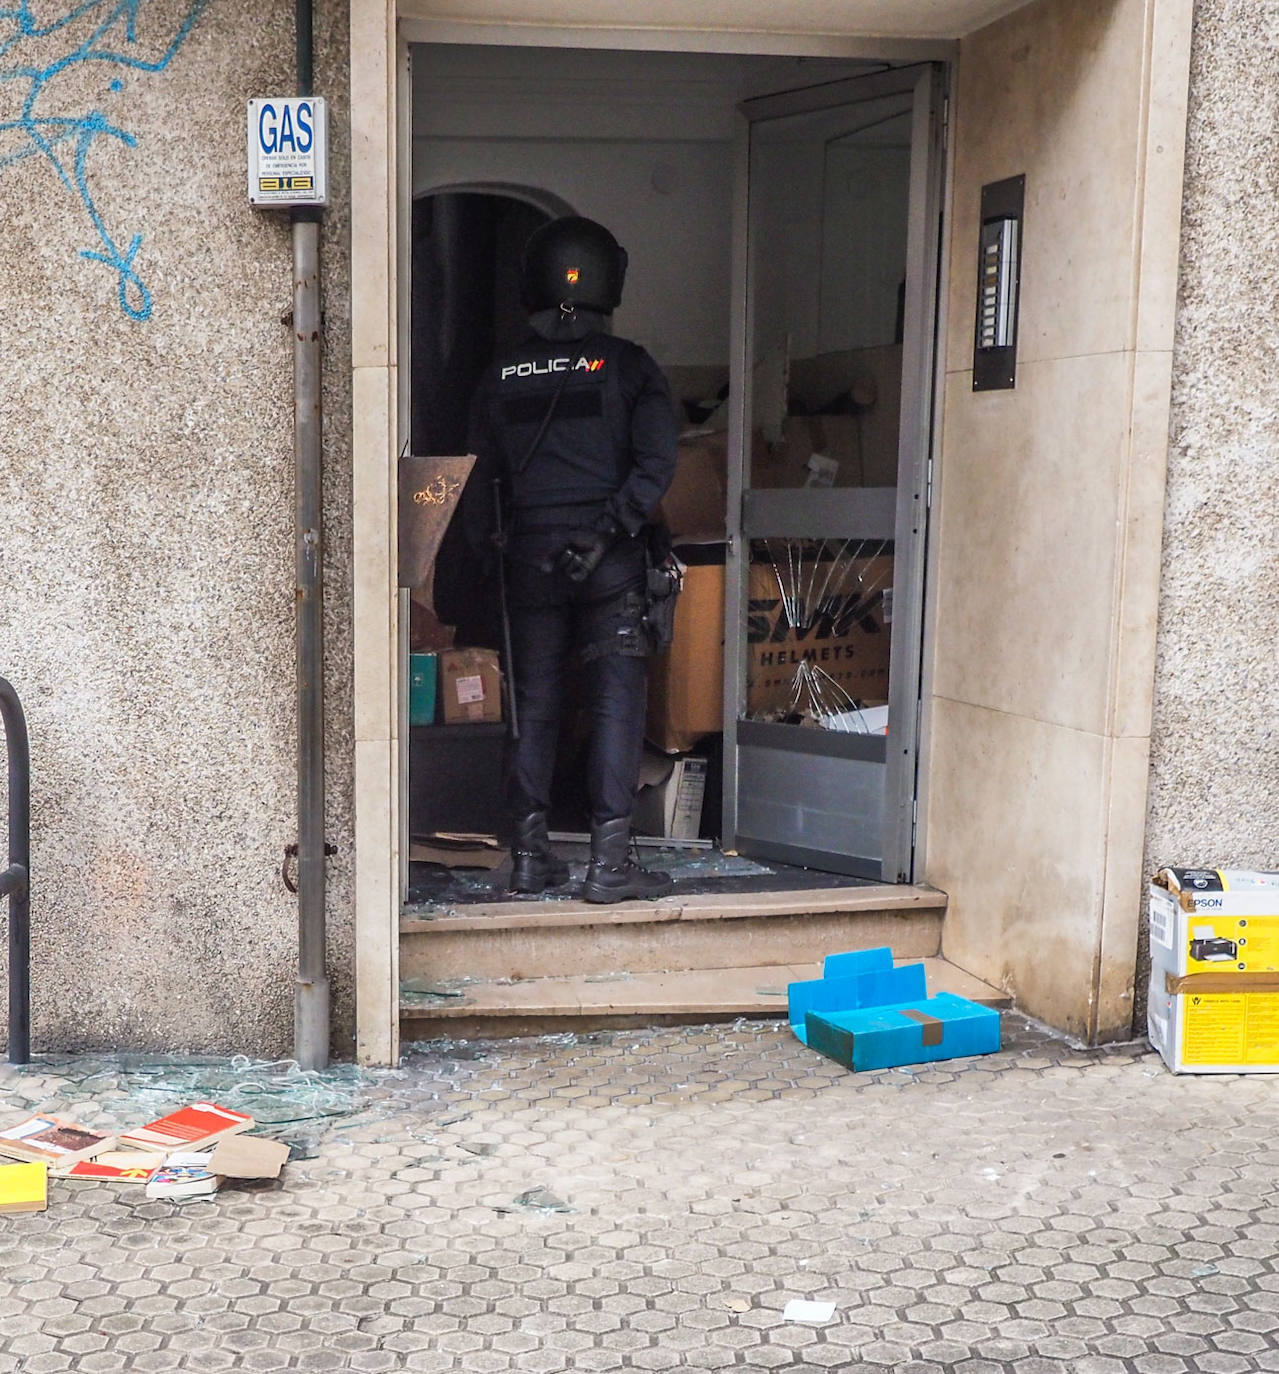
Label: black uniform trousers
xmin=505 ymin=526 xmax=648 ymax=826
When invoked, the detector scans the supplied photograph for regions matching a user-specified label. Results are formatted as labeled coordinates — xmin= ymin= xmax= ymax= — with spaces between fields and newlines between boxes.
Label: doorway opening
xmin=403 ymin=44 xmax=944 ymax=904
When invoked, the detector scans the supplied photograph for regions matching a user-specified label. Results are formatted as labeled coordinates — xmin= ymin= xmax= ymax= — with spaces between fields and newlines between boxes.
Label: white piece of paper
xmin=455 ymin=673 xmax=485 ymax=704
xmin=803 ymin=452 xmax=839 ymax=488
xmin=783 ymin=1300 xmax=836 ymax=1324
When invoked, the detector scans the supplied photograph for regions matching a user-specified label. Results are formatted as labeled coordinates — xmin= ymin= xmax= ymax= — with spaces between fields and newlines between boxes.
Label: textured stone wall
xmin=1141 ymin=1 xmax=1279 ymax=1023
xmin=0 ymin=0 xmax=353 ymax=1055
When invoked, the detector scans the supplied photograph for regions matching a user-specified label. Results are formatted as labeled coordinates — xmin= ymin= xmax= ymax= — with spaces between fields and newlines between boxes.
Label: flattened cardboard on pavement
xmin=210 ymin=1135 xmax=290 ymax=1180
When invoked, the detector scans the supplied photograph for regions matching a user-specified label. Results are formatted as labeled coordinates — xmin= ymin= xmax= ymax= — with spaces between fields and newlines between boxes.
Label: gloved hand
xmin=553 ymin=530 xmax=611 ymax=583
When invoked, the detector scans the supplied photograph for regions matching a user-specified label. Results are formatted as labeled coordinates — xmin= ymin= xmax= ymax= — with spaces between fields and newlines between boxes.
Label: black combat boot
xmin=509 ymin=811 xmax=570 ymax=894
xmin=582 ymin=817 xmax=673 ymax=904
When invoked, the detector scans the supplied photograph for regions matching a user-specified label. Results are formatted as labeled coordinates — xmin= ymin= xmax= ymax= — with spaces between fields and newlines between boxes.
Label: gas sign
xmin=247 ymin=97 xmax=328 ymax=207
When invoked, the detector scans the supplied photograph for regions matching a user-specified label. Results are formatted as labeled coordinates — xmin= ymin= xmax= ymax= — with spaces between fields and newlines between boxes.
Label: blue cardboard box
xmin=788 ymin=947 xmax=1001 ymax=1071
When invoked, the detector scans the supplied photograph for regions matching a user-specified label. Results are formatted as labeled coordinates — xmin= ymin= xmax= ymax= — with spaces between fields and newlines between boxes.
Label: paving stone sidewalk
xmin=2 ymin=1016 xmax=1279 ymax=1373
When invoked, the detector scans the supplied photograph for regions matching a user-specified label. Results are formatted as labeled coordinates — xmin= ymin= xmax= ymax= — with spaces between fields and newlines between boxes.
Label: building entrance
xmin=405 ymin=44 xmax=945 ymax=895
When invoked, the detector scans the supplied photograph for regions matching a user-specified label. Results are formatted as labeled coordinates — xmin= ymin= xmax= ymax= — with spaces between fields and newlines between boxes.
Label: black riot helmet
xmin=521 ymin=215 xmax=629 ymax=315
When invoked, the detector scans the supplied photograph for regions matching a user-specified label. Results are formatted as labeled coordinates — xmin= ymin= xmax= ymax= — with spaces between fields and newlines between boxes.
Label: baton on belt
xmin=492 ymin=478 xmax=519 ymax=740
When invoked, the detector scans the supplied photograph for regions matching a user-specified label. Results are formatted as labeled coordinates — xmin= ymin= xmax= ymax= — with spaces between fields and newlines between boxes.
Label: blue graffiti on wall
xmin=0 ymin=1 xmax=208 ymax=321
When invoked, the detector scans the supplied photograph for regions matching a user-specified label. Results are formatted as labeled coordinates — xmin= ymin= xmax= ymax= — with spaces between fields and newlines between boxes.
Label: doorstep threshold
xmin=399 ymin=956 xmax=1011 ymax=1038
xmin=401 ymin=881 xmax=946 ymax=935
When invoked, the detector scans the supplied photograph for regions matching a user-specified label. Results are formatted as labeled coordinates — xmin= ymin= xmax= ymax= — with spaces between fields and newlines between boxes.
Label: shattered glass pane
xmin=745 ymin=537 xmax=893 ymax=730
xmin=0 ymin=1055 xmax=382 ymax=1158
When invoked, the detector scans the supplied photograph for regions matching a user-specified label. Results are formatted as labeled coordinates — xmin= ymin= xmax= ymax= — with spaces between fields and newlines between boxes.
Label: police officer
xmin=465 ymin=216 xmax=679 ymax=904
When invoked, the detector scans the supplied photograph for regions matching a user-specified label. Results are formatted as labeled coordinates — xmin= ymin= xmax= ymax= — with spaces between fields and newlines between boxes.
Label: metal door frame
xmin=722 ymin=62 xmax=947 ymax=882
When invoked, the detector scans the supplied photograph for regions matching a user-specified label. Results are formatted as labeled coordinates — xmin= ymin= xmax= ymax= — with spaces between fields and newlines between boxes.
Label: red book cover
xmin=118 ymin=1103 xmax=253 ymax=1153
xmin=63 ymin=1153 xmax=162 ymax=1183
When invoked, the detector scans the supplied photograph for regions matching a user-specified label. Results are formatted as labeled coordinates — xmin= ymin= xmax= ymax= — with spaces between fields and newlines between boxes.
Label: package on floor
xmin=1147 ymin=867 xmax=1279 ymax=1073
xmin=788 ymin=946 xmax=1000 ymax=1072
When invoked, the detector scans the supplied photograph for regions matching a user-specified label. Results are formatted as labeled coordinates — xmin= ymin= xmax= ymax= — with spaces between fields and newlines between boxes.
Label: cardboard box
xmin=788 ymin=947 xmax=1000 ymax=1072
xmin=1147 ymin=868 xmax=1279 ymax=1073
xmin=661 ymin=409 xmax=898 ymax=543
xmin=750 ymin=415 xmax=900 ymax=491
xmin=661 ymin=432 xmax=728 ymax=543
xmin=409 ymin=584 xmax=456 ymax=652
xmin=438 ymin=647 xmax=503 ymax=724
xmin=747 ymin=552 xmax=892 ymax=718
xmin=646 ymin=560 xmax=725 ymax=753
xmin=634 ymin=756 xmax=707 ymax=840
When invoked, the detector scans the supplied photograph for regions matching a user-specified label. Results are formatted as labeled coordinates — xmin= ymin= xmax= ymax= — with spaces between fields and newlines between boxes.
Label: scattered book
xmin=0 ymin=1161 xmax=47 ymax=1214
xmin=0 ymin=1115 xmax=116 ymax=1167
xmin=56 ymin=1151 xmax=164 ymax=1184
xmin=118 ymin=1103 xmax=253 ymax=1154
xmin=145 ymin=1152 xmax=220 ymax=1201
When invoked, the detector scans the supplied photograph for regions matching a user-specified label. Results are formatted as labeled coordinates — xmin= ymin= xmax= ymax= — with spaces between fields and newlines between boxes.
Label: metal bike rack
xmin=0 ymin=677 xmax=30 ymax=1065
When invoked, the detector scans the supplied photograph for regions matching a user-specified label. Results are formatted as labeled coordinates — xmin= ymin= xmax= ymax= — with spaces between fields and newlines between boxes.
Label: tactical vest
xmin=480 ymin=332 xmax=639 ymax=519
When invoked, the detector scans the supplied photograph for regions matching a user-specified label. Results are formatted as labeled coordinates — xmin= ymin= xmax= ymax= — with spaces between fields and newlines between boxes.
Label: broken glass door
xmin=723 ymin=65 xmax=945 ymax=881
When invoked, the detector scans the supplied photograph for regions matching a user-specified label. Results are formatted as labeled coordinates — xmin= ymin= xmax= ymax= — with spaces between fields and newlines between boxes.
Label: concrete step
xmin=400 ymin=883 xmax=947 ymax=983
xmin=399 ymin=955 xmax=1010 ymax=1043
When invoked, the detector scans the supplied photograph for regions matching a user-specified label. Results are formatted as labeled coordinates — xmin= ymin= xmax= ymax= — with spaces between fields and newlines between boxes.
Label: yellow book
xmin=0 ymin=1161 xmax=48 ymax=1214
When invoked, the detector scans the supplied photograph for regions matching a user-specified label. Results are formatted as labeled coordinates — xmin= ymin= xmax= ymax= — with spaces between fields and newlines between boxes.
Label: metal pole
xmin=492 ymin=478 xmax=520 ymax=740
xmin=292 ymin=0 xmax=328 ymax=1070
xmin=295 ymin=0 xmax=313 ymax=96
xmin=0 ymin=677 xmax=30 ymax=1065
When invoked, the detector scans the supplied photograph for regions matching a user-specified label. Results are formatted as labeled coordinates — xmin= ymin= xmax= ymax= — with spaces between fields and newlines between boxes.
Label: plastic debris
xmin=783 ymin=1299 xmax=836 ymax=1323
xmin=495 ymin=1185 xmax=573 ymax=1214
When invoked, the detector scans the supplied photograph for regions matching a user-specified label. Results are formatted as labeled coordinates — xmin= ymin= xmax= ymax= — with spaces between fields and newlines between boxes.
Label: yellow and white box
xmin=1147 ymin=868 xmax=1279 ymax=1073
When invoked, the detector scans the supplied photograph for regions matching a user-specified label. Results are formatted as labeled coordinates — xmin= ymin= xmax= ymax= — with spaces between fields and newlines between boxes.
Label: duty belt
xmin=511 ymin=502 xmax=609 ymax=532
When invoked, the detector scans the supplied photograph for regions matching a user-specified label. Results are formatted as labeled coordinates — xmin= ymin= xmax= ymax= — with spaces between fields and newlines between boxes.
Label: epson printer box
xmin=1147 ymin=868 xmax=1279 ymax=1073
